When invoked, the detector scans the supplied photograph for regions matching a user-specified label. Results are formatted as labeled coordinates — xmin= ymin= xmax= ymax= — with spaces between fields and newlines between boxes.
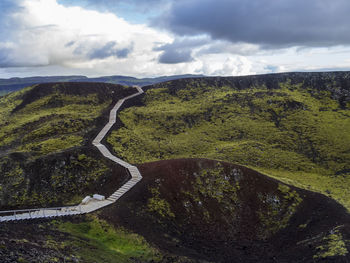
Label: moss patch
xmin=256 ymin=183 xmax=302 ymax=238
xmin=181 ymin=163 xmax=240 ymax=222
xmin=314 ymin=228 xmax=349 ymax=259
xmin=148 ymin=187 xmax=175 ymax=219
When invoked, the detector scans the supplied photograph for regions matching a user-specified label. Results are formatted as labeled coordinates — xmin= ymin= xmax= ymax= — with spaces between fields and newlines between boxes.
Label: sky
xmin=0 ymin=0 xmax=350 ymax=78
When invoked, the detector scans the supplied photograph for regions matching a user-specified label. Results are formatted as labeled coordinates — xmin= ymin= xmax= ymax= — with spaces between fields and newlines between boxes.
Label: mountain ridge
xmin=0 ymin=74 xmax=205 ymax=96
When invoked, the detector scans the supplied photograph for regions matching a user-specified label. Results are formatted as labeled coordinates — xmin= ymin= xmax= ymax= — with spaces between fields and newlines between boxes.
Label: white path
xmin=0 ymin=87 xmax=144 ymax=222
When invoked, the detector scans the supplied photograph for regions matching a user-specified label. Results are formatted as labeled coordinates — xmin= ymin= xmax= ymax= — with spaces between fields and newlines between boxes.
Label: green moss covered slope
xmin=107 ymin=73 xmax=350 ymax=210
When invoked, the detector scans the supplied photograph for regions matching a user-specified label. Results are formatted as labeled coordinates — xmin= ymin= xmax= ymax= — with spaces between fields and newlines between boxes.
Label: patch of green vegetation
xmin=298 ymin=223 xmax=308 ymax=229
xmin=17 ymin=257 xmax=28 ymax=263
xmin=107 ymin=80 xmax=350 ymax=210
xmin=181 ymin=163 xmax=240 ymax=222
xmin=57 ymin=217 xmax=161 ymax=263
xmin=195 ymin=164 xmax=239 ymax=202
xmin=314 ymin=229 xmax=348 ymax=259
xmin=147 ymin=187 xmax=175 ymax=219
xmin=278 ymin=184 xmax=303 ymax=204
xmin=257 ymin=183 xmax=302 ymax=239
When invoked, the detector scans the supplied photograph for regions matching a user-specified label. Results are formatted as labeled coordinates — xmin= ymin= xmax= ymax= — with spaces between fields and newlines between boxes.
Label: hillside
xmin=106 ymin=72 xmax=350 ymax=210
xmin=0 ymin=73 xmax=349 ymax=262
xmin=102 ymin=158 xmax=350 ymax=262
xmin=0 ymin=74 xmax=204 ymax=96
xmin=0 ymin=82 xmax=135 ymax=209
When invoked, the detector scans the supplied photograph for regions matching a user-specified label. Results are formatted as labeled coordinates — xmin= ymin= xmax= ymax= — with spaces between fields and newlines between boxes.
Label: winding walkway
xmin=0 ymin=87 xmax=144 ymax=222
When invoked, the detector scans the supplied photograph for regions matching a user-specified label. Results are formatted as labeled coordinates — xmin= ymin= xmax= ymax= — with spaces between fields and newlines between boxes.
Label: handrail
xmin=0 ymin=205 xmax=81 ymax=214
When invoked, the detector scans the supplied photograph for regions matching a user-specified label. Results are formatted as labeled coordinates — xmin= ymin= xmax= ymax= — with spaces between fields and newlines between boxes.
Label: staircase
xmin=0 ymin=87 xmax=144 ymax=222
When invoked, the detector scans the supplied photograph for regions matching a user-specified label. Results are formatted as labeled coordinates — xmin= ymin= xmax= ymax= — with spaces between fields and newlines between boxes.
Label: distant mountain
xmin=0 ymin=74 xmax=204 ymax=96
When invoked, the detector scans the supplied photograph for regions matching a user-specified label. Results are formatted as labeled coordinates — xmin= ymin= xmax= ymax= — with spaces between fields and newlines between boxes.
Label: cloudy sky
xmin=0 ymin=0 xmax=350 ymax=78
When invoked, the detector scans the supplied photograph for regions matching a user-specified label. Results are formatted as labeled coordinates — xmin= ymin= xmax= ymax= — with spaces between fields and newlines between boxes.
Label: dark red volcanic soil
xmin=100 ymin=158 xmax=350 ymax=263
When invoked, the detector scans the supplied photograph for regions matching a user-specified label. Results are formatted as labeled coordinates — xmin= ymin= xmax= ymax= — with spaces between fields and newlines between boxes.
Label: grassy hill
xmin=106 ymin=72 xmax=350 ymax=210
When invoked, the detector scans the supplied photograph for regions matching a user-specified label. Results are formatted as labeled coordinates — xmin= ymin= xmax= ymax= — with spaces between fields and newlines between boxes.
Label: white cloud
xmin=197 ymin=55 xmax=253 ymax=76
xmin=1 ymin=0 xmax=349 ymax=78
xmin=1 ymin=0 xmax=174 ymax=75
xmin=0 ymin=0 xmax=263 ymax=77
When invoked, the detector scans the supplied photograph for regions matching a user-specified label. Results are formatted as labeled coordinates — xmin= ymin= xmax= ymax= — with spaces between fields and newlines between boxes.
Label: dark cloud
xmin=155 ymin=36 xmax=259 ymax=61
xmin=65 ymin=41 xmax=75 ymax=48
xmin=88 ymin=42 xmax=133 ymax=60
xmin=58 ymin=0 xmax=169 ymax=13
xmin=155 ymin=37 xmax=207 ymax=64
xmin=158 ymin=49 xmax=193 ymax=64
xmin=89 ymin=42 xmax=117 ymax=59
xmin=115 ymin=48 xmax=131 ymax=58
xmin=156 ymin=0 xmax=350 ymax=48
xmin=155 ymin=37 xmax=210 ymax=51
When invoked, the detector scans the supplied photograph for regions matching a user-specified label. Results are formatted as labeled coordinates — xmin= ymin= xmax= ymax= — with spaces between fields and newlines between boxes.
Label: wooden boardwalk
xmin=0 ymin=87 xmax=144 ymax=222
